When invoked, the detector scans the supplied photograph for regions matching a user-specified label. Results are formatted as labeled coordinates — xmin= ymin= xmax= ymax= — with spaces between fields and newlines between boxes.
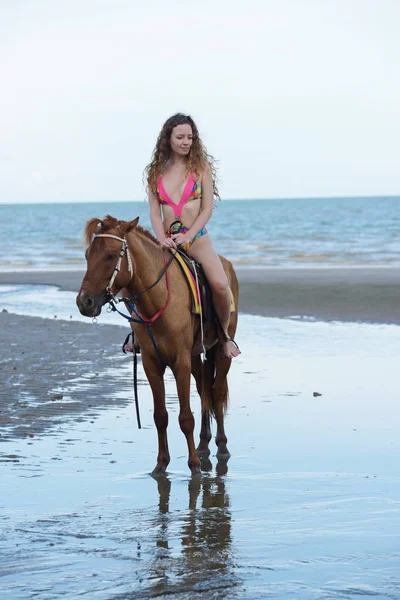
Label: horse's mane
xmin=84 ymin=215 xmax=161 ymax=248
xmin=135 ymin=224 xmax=161 ymax=247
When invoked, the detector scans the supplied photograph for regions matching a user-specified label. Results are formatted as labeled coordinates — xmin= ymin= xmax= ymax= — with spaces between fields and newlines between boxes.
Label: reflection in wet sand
xmin=144 ymin=461 xmax=239 ymax=599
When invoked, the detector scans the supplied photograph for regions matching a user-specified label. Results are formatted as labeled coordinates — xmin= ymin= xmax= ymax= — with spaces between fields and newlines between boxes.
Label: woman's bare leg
xmin=187 ymin=235 xmax=240 ymax=359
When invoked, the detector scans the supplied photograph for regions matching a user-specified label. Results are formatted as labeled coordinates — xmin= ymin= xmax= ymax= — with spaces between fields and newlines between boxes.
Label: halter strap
xmin=92 ymin=233 xmax=133 ymax=289
xmin=94 ymin=233 xmax=126 ymax=243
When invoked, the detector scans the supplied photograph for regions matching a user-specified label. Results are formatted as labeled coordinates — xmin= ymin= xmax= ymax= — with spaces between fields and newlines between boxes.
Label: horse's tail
xmin=200 ymin=345 xmax=230 ymax=418
xmin=200 ymin=346 xmax=216 ymax=417
xmin=212 ymin=349 xmax=230 ymax=418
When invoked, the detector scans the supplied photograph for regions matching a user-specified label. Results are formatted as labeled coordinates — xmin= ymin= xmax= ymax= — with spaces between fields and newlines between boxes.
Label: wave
xmin=0 ymin=260 xmax=35 ymax=267
xmin=289 ymin=253 xmax=337 ymax=262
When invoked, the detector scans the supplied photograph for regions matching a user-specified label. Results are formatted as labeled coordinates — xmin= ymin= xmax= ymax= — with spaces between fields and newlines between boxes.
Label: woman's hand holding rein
xmin=161 ymin=237 xmax=177 ymax=249
xmin=171 ymin=231 xmax=192 ymax=248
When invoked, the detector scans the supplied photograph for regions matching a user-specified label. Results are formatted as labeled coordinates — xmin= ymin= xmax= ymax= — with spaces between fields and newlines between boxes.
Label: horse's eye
xmin=84 ymin=249 xmax=88 ymax=260
xmin=106 ymin=253 xmax=117 ymax=261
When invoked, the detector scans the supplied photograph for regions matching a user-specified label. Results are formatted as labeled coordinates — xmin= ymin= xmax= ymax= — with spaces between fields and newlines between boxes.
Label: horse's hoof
xmin=216 ymin=453 xmax=230 ymax=476
xmin=199 ymin=456 xmax=213 ymax=472
xmin=151 ymin=465 xmax=167 ymax=478
xmin=216 ymin=459 xmax=229 ymax=477
xmin=189 ymin=462 xmax=201 ymax=476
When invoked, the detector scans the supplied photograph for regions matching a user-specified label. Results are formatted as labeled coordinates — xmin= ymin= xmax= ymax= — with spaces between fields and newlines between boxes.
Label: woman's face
xmin=170 ymin=124 xmax=193 ymax=156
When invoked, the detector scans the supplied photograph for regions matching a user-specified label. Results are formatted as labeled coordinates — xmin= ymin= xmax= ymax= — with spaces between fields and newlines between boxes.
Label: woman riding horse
xmin=76 ymin=114 xmax=240 ymax=475
xmin=145 ymin=113 xmax=240 ymax=359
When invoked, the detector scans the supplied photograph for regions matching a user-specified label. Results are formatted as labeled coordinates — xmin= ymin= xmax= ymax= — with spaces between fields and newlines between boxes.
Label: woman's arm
xmin=149 ymin=190 xmax=177 ymax=249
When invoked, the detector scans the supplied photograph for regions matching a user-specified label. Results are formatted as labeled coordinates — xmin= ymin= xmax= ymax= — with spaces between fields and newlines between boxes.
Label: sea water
xmin=1 ymin=196 xmax=400 ymax=270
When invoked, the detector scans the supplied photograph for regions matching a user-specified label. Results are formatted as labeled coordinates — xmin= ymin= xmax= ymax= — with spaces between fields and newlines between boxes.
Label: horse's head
xmin=76 ymin=215 xmax=139 ymax=318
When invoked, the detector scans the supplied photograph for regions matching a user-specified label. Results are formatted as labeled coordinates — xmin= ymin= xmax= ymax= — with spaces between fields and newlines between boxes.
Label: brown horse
xmin=76 ymin=215 xmax=239 ymax=476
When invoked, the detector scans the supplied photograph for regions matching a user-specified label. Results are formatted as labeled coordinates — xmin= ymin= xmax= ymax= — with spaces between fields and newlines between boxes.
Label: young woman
xmin=145 ymin=113 xmax=240 ymax=359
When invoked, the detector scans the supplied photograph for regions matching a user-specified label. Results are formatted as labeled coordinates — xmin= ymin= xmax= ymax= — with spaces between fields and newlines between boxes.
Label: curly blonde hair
xmin=144 ymin=113 xmax=220 ymax=199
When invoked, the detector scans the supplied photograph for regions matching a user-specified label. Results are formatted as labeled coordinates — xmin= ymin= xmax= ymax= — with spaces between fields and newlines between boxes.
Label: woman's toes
xmin=222 ymin=339 xmax=241 ymax=359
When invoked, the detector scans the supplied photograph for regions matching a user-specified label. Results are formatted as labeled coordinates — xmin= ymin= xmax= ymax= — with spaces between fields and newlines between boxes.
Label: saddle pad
xmin=173 ymin=252 xmax=235 ymax=315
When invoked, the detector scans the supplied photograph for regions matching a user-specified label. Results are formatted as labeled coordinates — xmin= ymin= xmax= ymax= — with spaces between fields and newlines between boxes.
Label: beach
xmin=2 ymin=0 xmax=399 ymax=591
xmin=1 ymin=269 xmax=400 ymax=599
xmin=1 ymin=266 xmax=400 ymax=323
xmin=2 ymin=265 xmax=399 ymax=442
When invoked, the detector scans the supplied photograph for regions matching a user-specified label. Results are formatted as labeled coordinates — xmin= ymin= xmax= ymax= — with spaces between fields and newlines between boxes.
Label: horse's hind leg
xmin=213 ymin=353 xmax=232 ymax=459
xmin=213 ymin=308 xmax=237 ymax=458
xmin=192 ymin=354 xmax=212 ymax=457
xmin=172 ymin=357 xmax=201 ymax=474
xmin=142 ymin=355 xmax=170 ymax=476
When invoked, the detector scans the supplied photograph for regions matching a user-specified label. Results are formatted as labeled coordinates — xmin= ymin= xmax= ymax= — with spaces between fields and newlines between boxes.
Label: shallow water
xmin=1 ymin=290 xmax=400 ymax=598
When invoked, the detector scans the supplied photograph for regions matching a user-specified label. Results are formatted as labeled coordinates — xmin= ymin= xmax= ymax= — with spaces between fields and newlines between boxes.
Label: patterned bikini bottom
xmin=166 ymin=220 xmax=208 ymax=252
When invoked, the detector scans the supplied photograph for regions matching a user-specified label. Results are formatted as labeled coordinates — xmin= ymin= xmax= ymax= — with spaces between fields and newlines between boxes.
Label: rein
xmin=93 ymin=232 xmax=175 ymax=360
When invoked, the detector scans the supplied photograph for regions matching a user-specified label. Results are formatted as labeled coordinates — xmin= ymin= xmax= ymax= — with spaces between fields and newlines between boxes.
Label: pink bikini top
xmin=156 ymin=173 xmax=202 ymax=218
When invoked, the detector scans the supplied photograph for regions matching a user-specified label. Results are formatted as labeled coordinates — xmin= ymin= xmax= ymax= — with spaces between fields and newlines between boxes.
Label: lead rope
xmin=122 ymin=331 xmax=141 ymax=429
xmin=133 ymin=346 xmax=141 ymax=429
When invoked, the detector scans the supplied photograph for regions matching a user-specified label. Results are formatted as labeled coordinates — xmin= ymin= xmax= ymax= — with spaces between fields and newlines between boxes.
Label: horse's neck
xmin=127 ymin=231 xmax=167 ymax=311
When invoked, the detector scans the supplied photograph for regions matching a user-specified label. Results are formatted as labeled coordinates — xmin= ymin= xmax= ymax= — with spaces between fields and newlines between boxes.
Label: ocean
xmin=1 ymin=196 xmax=400 ymax=270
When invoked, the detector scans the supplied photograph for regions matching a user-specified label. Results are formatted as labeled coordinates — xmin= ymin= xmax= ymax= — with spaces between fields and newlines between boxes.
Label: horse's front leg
xmin=172 ymin=357 xmax=201 ymax=475
xmin=142 ymin=354 xmax=170 ymax=476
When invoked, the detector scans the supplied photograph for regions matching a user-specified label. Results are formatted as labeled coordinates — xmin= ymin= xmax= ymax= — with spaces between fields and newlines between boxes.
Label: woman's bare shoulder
xmin=198 ymin=162 xmax=211 ymax=183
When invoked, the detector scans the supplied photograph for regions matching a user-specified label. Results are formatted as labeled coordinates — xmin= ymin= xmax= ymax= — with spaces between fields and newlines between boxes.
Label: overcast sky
xmin=1 ymin=0 xmax=399 ymax=204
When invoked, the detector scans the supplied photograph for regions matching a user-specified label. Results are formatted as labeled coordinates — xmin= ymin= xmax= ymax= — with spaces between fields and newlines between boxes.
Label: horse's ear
xmin=84 ymin=218 xmax=102 ymax=246
xmin=126 ymin=217 xmax=139 ymax=233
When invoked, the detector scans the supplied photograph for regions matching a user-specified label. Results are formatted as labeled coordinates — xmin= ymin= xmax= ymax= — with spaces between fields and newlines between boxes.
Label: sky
xmin=1 ymin=0 xmax=400 ymax=204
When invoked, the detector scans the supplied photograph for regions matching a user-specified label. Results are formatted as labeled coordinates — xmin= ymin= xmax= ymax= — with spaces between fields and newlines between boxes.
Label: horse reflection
xmin=147 ymin=462 xmax=238 ymax=597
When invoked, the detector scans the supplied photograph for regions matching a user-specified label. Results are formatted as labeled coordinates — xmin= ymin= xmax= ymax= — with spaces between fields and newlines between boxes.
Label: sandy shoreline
xmin=1 ymin=266 xmax=400 ymax=324
xmin=0 ymin=312 xmax=135 ymax=441
xmin=1 ymin=264 xmax=399 ymax=441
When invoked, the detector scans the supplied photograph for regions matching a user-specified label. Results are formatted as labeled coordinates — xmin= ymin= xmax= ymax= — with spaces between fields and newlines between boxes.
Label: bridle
xmin=89 ymin=230 xmax=175 ymax=353
xmin=92 ymin=233 xmax=133 ymax=299
xmin=90 ymin=232 xmax=175 ymax=311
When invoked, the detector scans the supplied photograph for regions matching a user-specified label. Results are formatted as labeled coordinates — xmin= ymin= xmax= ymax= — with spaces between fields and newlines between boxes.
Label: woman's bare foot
xmin=221 ymin=338 xmax=241 ymax=359
xmin=122 ymin=332 xmax=133 ymax=353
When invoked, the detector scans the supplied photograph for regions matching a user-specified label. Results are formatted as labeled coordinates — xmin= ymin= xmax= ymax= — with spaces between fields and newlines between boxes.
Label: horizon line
xmin=1 ymin=193 xmax=400 ymax=206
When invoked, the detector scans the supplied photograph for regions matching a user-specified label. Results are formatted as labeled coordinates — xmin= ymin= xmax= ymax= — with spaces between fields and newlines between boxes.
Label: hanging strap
xmin=121 ymin=331 xmax=141 ymax=429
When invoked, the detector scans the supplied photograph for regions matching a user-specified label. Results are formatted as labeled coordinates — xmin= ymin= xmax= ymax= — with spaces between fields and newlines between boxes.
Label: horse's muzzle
xmin=76 ymin=290 xmax=107 ymax=318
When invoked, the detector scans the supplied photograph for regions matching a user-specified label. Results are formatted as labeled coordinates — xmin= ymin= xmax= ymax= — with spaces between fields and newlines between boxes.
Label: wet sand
xmin=1 ymin=273 xmax=400 ymax=598
xmin=1 ymin=265 xmax=399 ymax=442
xmin=0 ymin=312 xmax=135 ymax=441
xmin=1 ymin=266 xmax=400 ymax=323
xmin=1 ymin=314 xmax=400 ymax=598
